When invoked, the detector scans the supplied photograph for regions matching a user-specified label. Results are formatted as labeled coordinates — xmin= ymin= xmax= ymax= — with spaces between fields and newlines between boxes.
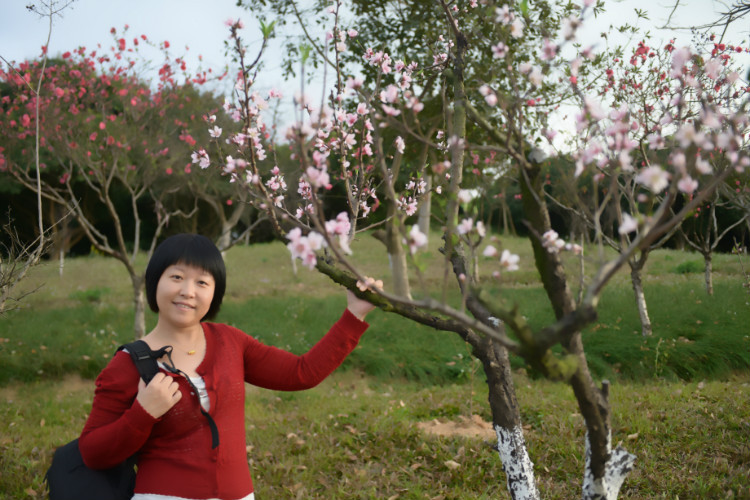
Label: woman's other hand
xmin=346 ymin=289 xmax=376 ymax=321
xmin=136 ymin=372 xmax=182 ymax=419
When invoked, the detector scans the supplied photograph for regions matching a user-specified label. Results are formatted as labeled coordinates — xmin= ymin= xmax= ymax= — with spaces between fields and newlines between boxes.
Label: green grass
xmin=2 ymin=236 xmax=749 ymax=385
xmin=1 ymin=372 xmax=748 ymax=499
xmin=1 ymin=235 xmax=749 ymax=497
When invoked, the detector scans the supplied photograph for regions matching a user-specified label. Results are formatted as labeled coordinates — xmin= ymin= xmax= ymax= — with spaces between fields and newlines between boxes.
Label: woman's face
xmin=155 ymin=262 xmax=215 ymax=329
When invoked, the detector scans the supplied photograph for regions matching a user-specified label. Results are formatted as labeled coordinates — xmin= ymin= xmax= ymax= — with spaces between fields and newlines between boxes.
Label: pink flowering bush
xmin=0 ymin=26 xmax=238 ymax=337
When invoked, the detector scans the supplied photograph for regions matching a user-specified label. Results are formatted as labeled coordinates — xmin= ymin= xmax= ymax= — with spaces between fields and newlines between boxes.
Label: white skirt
xmin=133 ymin=493 xmax=254 ymax=500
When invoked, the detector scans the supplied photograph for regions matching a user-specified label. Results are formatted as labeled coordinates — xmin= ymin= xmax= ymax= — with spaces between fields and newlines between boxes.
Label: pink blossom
xmin=704 ymin=58 xmax=722 ymax=79
xmin=407 ymin=225 xmax=428 ymax=254
xmin=500 ymin=250 xmax=520 ymax=271
xmin=191 ymin=149 xmax=210 ymax=169
xmin=671 ymin=152 xmax=686 ymax=173
xmin=541 ymin=39 xmax=557 ymax=60
xmin=356 ymin=102 xmax=368 ymax=115
xmin=483 ymin=245 xmax=499 ymax=258
xmin=346 ymin=77 xmax=364 ymax=89
xmin=670 ymin=47 xmax=691 ymax=77
xmin=495 ymin=5 xmax=514 ymax=24
xmin=542 ymin=230 xmax=565 ymax=253
xmin=209 ymin=126 xmax=222 ymax=138
xmin=223 ymin=153 xmax=237 ymax=174
xmin=583 ymin=96 xmax=606 ymax=120
xmin=492 ymin=42 xmax=508 ymax=59
xmin=408 ymin=94 xmax=424 ymax=112
xmin=510 ymin=19 xmax=524 ymax=38
xmin=457 ymin=218 xmax=474 ymax=235
xmin=695 ymin=157 xmax=713 ymax=175
xmin=565 ymin=243 xmax=583 ymax=255
xmin=485 ymin=93 xmax=498 ymax=106
xmin=647 ymin=133 xmax=665 ymax=150
xmin=306 ymin=166 xmax=330 ymax=188
xmin=395 ymin=136 xmax=405 ymax=154
xmin=325 ymin=212 xmax=351 ymax=236
xmin=528 ymin=66 xmax=544 ymax=87
xmin=399 ymin=196 xmax=418 ymax=216
xmin=307 ymin=232 xmax=326 ymax=251
xmin=381 ymin=104 xmax=401 ymax=116
xmin=286 ymin=228 xmax=326 ymax=270
xmin=635 ymin=165 xmax=670 ymax=193
xmin=677 ymin=176 xmax=698 ymax=194
xmin=457 ymin=189 xmax=473 ymax=204
xmin=675 ymin=123 xmax=704 ymax=148
xmin=380 ymin=85 xmax=399 ymax=103
xmin=618 ymin=213 xmax=638 ymax=235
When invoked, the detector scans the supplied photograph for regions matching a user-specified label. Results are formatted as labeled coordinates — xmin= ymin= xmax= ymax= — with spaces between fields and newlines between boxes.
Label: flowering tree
xmin=0 ymin=0 xmax=72 ymax=313
xmin=0 ymin=27 xmax=233 ymax=337
xmin=198 ymin=1 xmax=749 ymax=498
xmin=547 ymin=34 xmax=749 ymax=335
xmin=680 ymin=179 xmax=749 ymax=295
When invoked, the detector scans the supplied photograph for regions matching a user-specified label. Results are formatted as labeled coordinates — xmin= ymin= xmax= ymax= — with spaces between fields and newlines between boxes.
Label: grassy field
xmin=1 ymin=234 xmax=749 ymax=498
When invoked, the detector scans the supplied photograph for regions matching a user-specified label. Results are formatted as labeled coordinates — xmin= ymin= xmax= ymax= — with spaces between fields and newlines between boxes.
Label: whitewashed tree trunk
xmin=630 ymin=268 xmax=652 ymax=337
xmin=476 ymin=335 xmax=539 ymax=500
xmin=582 ymin=432 xmax=636 ymax=500
xmin=495 ymin=425 xmax=540 ymax=500
xmin=628 ymin=253 xmax=652 ymax=337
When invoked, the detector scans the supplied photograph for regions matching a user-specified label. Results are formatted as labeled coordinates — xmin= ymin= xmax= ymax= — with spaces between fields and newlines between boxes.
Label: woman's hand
xmin=136 ymin=372 xmax=182 ymax=419
xmin=346 ymin=289 xmax=376 ymax=321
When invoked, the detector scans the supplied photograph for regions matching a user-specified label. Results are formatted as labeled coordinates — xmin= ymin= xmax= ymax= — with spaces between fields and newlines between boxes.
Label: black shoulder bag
xmin=45 ymin=340 xmax=167 ymax=500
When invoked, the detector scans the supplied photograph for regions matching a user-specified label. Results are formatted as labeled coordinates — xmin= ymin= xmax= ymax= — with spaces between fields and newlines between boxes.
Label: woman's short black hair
xmin=145 ymin=233 xmax=226 ymax=321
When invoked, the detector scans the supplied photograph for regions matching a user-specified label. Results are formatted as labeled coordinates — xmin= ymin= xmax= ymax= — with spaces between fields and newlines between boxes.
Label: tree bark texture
xmin=628 ymin=255 xmax=652 ymax=337
xmin=386 ymin=218 xmax=412 ymax=299
xmin=703 ymin=252 xmax=714 ymax=295
xmin=479 ymin=337 xmax=540 ymax=500
xmin=582 ymin=431 xmax=636 ymax=500
xmin=518 ymin=155 xmax=634 ymax=498
xmin=131 ymin=274 xmax=146 ymax=339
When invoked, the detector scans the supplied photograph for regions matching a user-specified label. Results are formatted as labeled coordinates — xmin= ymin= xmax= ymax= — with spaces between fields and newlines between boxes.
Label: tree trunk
xmin=58 ymin=247 xmax=64 ymax=278
xmin=582 ymin=428 xmax=636 ymax=500
xmin=385 ymin=217 xmax=411 ymax=299
xmin=131 ymin=274 xmax=146 ymax=339
xmin=418 ymin=176 xmax=432 ymax=236
xmin=519 ymin=152 xmax=635 ymax=498
xmin=479 ymin=337 xmax=540 ymax=500
xmin=628 ymin=255 xmax=652 ymax=337
xmin=500 ymin=191 xmax=516 ymax=236
xmin=703 ymin=252 xmax=714 ymax=295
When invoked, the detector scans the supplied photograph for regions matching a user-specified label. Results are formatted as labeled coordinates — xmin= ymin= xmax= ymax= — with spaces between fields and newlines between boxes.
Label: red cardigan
xmin=79 ymin=309 xmax=368 ymax=499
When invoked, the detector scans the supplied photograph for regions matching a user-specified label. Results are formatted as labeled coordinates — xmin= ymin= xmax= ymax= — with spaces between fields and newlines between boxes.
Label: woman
xmin=78 ymin=233 xmax=374 ymax=500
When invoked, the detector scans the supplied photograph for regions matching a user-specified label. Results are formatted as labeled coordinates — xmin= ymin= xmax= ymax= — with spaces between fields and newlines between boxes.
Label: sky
xmin=0 ymin=0 xmax=748 ymax=127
